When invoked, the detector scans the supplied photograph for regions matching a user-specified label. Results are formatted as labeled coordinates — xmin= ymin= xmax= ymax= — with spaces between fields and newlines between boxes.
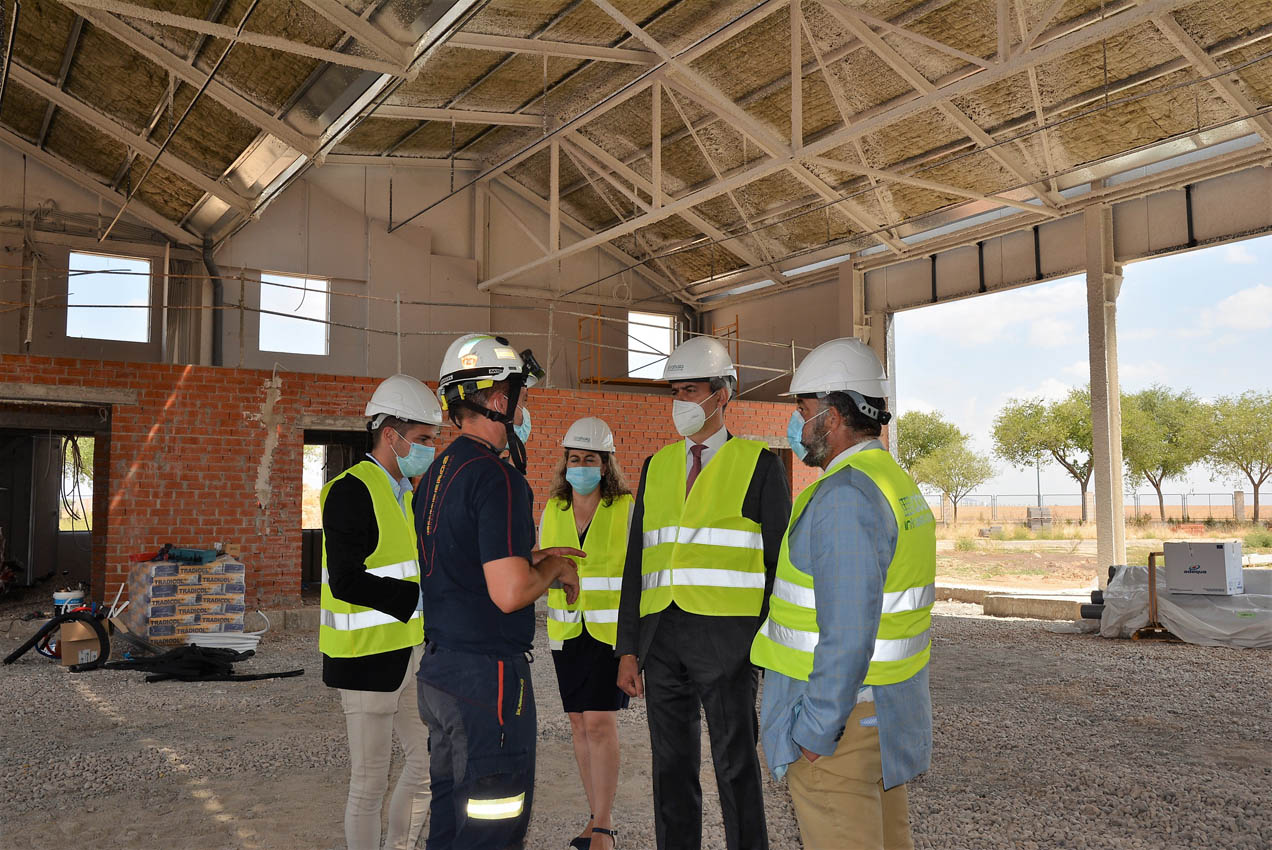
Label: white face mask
xmin=672 ymin=393 xmax=717 ymax=437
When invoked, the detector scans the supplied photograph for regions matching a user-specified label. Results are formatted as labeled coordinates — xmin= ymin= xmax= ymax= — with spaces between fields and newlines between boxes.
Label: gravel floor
xmin=0 ymin=602 xmax=1267 ymax=849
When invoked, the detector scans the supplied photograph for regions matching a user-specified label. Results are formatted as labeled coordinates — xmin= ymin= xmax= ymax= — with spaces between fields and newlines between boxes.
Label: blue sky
xmin=894 ymin=234 xmax=1272 ymax=501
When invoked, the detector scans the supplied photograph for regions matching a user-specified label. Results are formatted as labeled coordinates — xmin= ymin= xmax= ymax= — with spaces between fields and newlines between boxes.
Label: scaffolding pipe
xmin=202 ymin=238 xmax=225 ymax=367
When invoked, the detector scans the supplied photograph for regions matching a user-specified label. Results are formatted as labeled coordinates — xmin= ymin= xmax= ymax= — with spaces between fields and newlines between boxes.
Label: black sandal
xmin=568 ymin=815 xmax=594 ymax=850
xmin=592 ymin=827 xmax=618 ymax=849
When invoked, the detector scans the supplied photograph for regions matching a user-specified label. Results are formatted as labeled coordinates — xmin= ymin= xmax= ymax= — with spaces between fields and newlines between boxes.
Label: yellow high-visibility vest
xmin=640 ymin=438 xmax=766 ymax=618
xmin=319 ymin=461 xmax=423 ymax=658
xmin=750 ymin=448 xmax=936 ymax=684
xmin=543 ymin=494 xmax=632 ymax=646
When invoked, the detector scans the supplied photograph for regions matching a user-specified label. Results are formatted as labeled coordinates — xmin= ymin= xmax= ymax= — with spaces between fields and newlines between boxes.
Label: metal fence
xmin=921 ymin=492 xmax=1262 ymax=524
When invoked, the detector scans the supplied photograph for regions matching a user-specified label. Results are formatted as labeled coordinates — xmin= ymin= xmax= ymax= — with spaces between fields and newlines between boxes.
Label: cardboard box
xmin=1164 ymin=541 xmax=1244 ymax=595
xmin=58 ymin=619 xmax=111 ymax=667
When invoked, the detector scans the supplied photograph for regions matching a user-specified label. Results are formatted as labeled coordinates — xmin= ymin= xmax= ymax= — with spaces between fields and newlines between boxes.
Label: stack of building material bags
xmin=123 ymin=556 xmax=248 ymax=645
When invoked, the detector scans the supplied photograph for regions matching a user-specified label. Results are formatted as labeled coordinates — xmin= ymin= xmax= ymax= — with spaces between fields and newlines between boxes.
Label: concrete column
xmin=1234 ymin=490 xmax=1246 ymax=522
xmin=870 ymin=310 xmax=897 ymax=454
xmin=1085 ymin=203 xmax=1127 ymax=582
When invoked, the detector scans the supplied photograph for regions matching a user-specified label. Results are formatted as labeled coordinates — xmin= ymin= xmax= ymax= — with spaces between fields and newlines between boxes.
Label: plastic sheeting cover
xmin=1100 ymin=566 xmax=1272 ymax=649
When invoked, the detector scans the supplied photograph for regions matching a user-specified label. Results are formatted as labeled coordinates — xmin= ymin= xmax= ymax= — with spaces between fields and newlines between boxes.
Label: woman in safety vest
xmin=541 ymin=417 xmax=632 ymax=850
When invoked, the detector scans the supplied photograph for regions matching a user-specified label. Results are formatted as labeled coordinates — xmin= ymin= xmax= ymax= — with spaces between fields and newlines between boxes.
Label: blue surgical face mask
xmin=514 ymin=407 xmax=532 ymax=445
xmin=565 ymin=465 xmax=602 ymax=495
xmin=391 ymin=432 xmax=435 ymax=478
xmin=787 ymin=407 xmax=828 ymax=463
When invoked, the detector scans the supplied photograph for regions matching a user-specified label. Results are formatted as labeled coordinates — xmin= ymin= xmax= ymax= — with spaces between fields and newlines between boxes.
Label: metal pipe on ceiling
xmin=0 ymin=0 xmax=20 ymax=123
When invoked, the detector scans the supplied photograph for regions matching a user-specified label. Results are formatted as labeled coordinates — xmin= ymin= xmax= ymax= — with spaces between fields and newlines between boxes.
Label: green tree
xmin=992 ymin=387 xmax=1094 ymax=521
xmin=896 ymin=410 xmax=964 ymax=476
xmin=1206 ymin=391 xmax=1272 ymax=521
xmin=1121 ymin=386 xmax=1210 ymax=521
xmin=912 ymin=439 xmax=995 ymax=523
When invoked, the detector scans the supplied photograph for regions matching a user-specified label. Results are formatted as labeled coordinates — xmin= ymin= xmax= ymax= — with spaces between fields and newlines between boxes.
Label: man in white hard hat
xmin=751 ymin=338 xmax=936 ymax=850
xmin=616 ymin=335 xmax=791 ymax=850
xmin=413 ymin=334 xmax=582 ymax=850
xmin=320 ymin=373 xmax=443 ymax=850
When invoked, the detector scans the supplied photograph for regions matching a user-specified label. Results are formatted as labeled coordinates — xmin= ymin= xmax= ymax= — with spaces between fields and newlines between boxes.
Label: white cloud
xmin=1029 ymin=317 xmax=1075 ymax=348
xmin=896 ymin=397 xmax=936 ymax=416
xmin=1119 ymin=360 xmax=1168 ymax=385
xmin=1200 ymin=284 xmax=1272 ymax=332
xmin=901 ymin=278 xmax=1085 ymax=348
xmin=1223 ymin=243 xmax=1257 ymax=265
xmin=1061 ymin=360 xmax=1089 ymax=379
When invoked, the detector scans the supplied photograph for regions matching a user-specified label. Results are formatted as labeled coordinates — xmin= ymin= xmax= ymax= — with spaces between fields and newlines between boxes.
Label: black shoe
xmin=591 ymin=827 xmax=618 ymax=849
xmin=568 ymin=838 xmax=590 ymax=850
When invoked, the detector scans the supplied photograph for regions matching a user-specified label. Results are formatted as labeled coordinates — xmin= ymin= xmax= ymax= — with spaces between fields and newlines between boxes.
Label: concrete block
xmin=279 ymin=608 xmax=320 ymax=632
xmin=982 ymin=594 xmax=1085 ymax=621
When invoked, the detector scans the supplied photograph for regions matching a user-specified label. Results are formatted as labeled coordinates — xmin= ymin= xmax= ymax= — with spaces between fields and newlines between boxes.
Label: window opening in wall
xmin=60 ymin=436 xmax=94 ymax=532
xmin=260 ymin=273 xmax=330 ymax=355
xmin=301 ymin=444 xmax=327 ymax=531
xmin=66 ymin=251 xmax=151 ymax=343
xmin=627 ymin=311 xmax=674 ymax=379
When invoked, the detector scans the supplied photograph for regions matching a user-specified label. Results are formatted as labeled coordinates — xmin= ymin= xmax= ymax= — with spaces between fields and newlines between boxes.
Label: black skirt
xmin=550 ymin=629 xmax=631 ymax=714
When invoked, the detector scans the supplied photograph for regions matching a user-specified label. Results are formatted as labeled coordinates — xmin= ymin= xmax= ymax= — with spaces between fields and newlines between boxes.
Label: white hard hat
xmin=562 ymin=417 xmax=615 ymax=452
xmin=365 ymin=374 xmax=443 ymax=425
xmin=438 ymin=333 xmax=543 ymax=410
xmin=785 ymin=337 xmax=889 ymax=398
xmin=662 ymin=336 xmax=736 ymax=382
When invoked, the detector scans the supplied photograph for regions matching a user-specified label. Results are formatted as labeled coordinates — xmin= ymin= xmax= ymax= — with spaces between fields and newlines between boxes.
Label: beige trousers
xmin=339 ymin=643 xmax=430 ymax=850
xmin=785 ymin=701 xmax=914 ymax=850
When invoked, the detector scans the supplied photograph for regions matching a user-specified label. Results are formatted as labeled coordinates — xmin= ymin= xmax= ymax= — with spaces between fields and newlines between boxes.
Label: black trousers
xmin=643 ymin=604 xmax=769 ymax=850
xmin=417 ymin=643 xmax=536 ymax=850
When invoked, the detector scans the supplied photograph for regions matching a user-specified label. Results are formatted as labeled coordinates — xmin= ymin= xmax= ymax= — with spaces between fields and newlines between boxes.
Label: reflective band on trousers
xmin=321 ymin=558 xmax=418 ymax=586
xmin=547 ymin=607 xmax=618 ymax=623
xmin=467 ymin=793 xmax=525 ymax=820
xmin=642 ymin=567 xmax=766 ymax=592
xmin=759 ymin=618 xmax=931 ymax=663
xmin=772 ymin=578 xmax=935 ymax=614
xmin=321 ymin=608 xmax=422 ymax=632
xmin=642 ymin=525 xmax=764 ymax=551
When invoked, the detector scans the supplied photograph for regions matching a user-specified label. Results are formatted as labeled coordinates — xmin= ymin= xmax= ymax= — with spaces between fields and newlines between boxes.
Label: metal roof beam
xmin=0 ymin=125 xmax=195 ymax=244
xmin=447 ymin=31 xmax=656 ymax=65
xmin=294 ymin=0 xmax=410 ymax=65
xmin=1153 ymin=13 xmax=1272 ymax=151
xmin=323 ymin=153 xmax=483 ymax=169
xmin=586 ymin=0 xmax=905 ymax=254
xmin=822 ymin=1 xmax=1063 ymax=210
xmin=62 ymin=0 xmax=403 ymax=74
xmin=805 ymin=154 xmax=1057 ymax=218
xmin=565 ymin=131 xmax=785 ymax=281
xmin=35 ymin=17 xmax=84 ymax=149
xmin=11 ymin=64 xmax=254 ymax=213
xmin=368 ymin=104 xmax=544 ymax=127
xmin=70 ymin=7 xmax=318 ymax=157
xmin=491 ymin=175 xmax=693 ymax=306
xmin=475 ymin=0 xmax=1196 ymax=291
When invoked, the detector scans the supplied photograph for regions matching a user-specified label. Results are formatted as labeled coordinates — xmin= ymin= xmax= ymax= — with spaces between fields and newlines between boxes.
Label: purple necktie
xmin=686 ymin=443 xmax=706 ymax=493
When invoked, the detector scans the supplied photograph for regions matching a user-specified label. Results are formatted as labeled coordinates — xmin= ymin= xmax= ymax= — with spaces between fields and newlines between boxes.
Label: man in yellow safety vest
xmin=616 ymin=336 xmax=791 ymax=850
xmin=751 ymin=337 xmax=936 ymax=850
xmin=319 ymin=373 xmax=443 ymax=850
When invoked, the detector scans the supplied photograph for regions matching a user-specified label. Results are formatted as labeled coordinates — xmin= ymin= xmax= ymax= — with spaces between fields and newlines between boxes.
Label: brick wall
xmin=1 ymin=355 xmax=820 ymax=607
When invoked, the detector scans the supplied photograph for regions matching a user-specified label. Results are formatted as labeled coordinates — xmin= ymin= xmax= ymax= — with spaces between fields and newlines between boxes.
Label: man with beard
xmin=751 ymin=337 xmax=936 ymax=850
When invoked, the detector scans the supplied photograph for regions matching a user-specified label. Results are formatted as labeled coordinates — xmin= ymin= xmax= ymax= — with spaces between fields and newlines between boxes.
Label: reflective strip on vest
xmin=642 ymin=525 xmax=765 ymax=551
xmin=772 ymin=577 xmax=816 ymax=608
xmin=641 ymin=567 xmax=766 ymax=591
xmin=759 ymin=619 xmax=931 ymax=664
xmin=321 ymin=558 xmax=419 ymax=585
xmin=580 ymin=576 xmax=623 ymax=592
xmin=883 ymin=583 xmax=935 ymax=614
xmin=466 ymin=793 xmax=525 ymax=820
xmin=321 ymin=608 xmax=422 ymax=632
xmin=548 ymin=607 xmax=582 ymax=624
xmin=582 ymin=608 xmax=619 ymax=623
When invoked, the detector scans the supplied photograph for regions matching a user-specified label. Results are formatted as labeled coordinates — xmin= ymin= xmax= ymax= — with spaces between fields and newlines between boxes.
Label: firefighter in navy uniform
xmin=414 ymin=333 xmax=582 ymax=850
xmin=319 ymin=374 xmax=442 ymax=850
